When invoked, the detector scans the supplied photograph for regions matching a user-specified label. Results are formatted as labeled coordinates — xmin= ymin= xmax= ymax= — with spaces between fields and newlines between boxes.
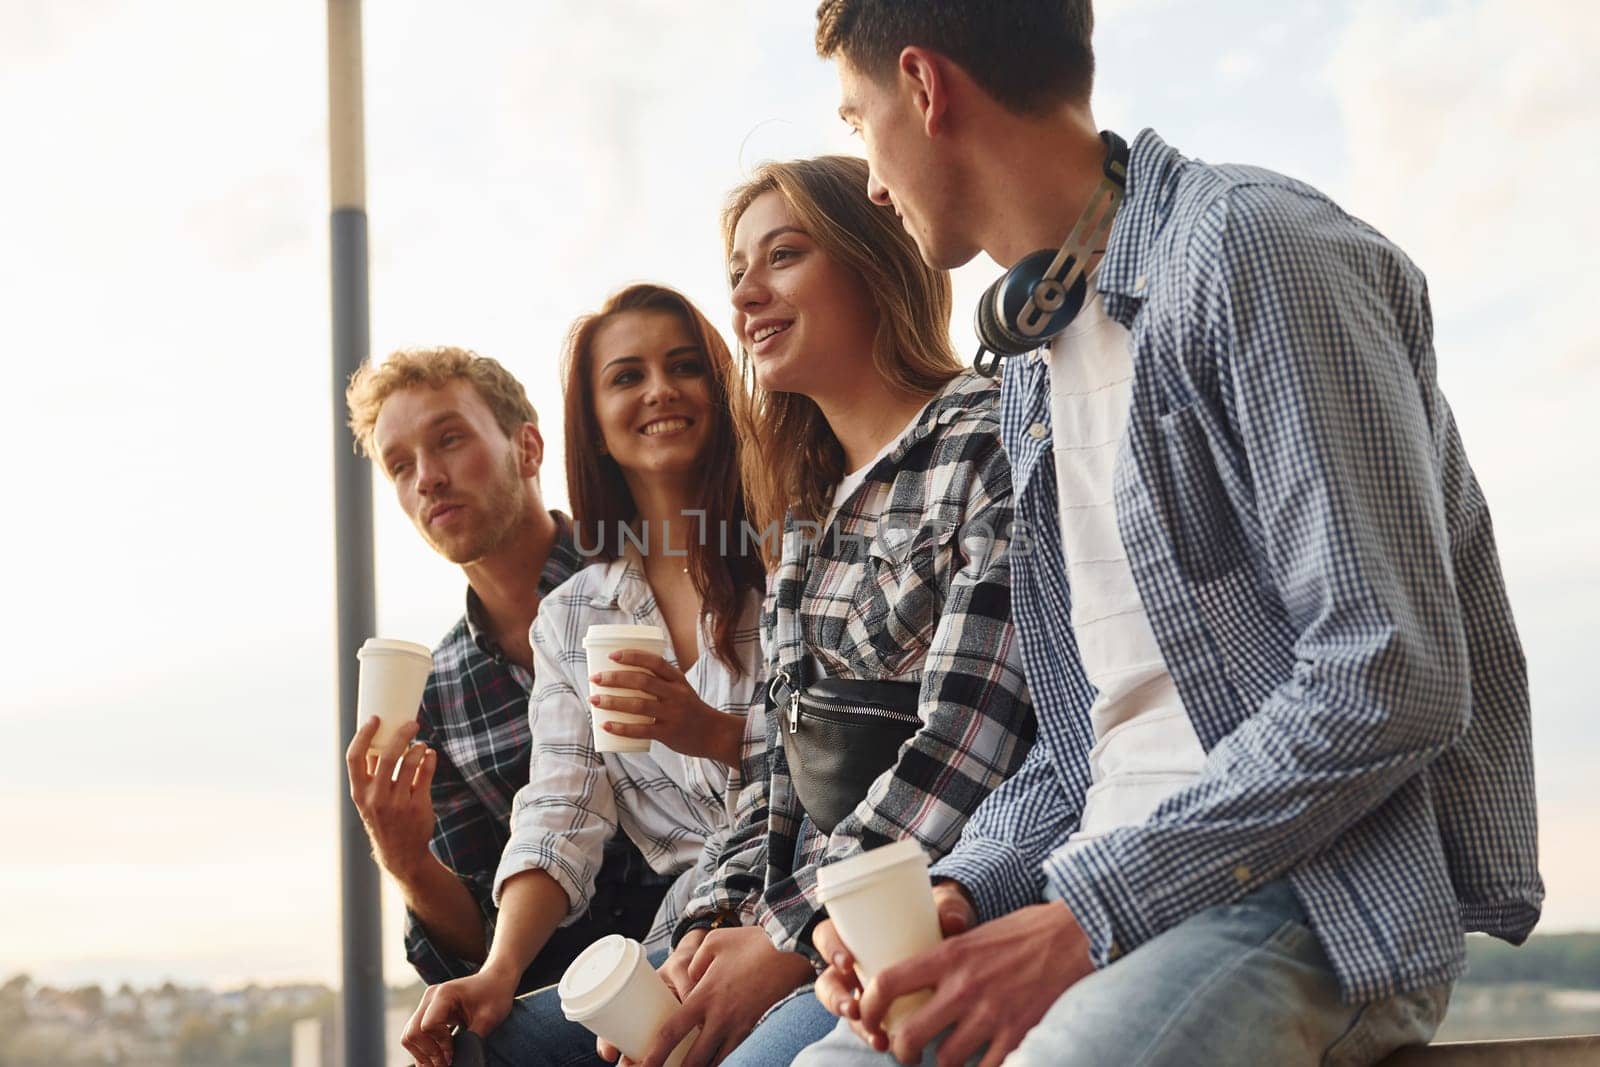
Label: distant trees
xmin=1465 ymin=933 xmax=1600 ymax=988
xmin=174 ymin=1014 xmax=227 ymax=1064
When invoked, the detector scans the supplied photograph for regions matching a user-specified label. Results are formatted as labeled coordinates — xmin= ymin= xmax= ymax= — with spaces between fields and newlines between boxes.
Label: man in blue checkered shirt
xmin=798 ymin=3 xmax=1542 ymax=1065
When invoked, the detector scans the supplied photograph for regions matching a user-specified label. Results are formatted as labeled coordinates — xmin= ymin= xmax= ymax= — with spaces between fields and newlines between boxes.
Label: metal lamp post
xmin=327 ymin=1 xmax=384 ymax=1063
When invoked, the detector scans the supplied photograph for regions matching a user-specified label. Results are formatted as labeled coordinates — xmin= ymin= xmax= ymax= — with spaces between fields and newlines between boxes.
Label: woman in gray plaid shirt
xmin=600 ymin=156 xmax=1034 ymax=1067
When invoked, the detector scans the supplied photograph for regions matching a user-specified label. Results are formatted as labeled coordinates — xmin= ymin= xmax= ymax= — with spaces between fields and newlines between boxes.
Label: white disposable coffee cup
xmin=355 ymin=638 xmax=433 ymax=756
xmin=582 ymin=624 xmax=669 ymax=754
xmin=558 ymin=934 xmax=697 ymax=1067
xmin=816 ymin=838 xmax=942 ymax=1033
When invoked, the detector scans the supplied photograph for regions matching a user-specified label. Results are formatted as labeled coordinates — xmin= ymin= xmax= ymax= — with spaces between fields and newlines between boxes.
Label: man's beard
xmin=425 ymin=450 xmax=528 ymax=565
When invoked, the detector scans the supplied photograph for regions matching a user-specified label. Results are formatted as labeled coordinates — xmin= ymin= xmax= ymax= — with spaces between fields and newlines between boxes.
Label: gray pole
xmin=328 ymin=1 xmax=384 ymax=1064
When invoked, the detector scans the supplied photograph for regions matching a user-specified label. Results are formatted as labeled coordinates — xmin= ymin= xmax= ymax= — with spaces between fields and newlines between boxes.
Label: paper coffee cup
xmin=355 ymin=638 xmax=433 ymax=756
xmin=558 ymin=934 xmax=696 ymax=1067
xmin=582 ymin=624 xmax=668 ymax=754
xmin=817 ymin=839 xmax=942 ymax=1033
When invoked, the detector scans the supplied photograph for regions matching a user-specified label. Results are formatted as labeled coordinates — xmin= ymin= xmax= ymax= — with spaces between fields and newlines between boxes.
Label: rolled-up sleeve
xmin=675 ymin=668 xmax=775 ymax=942
xmin=403 ymin=706 xmax=500 ymax=982
xmin=493 ymin=607 xmax=621 ymax=924
xmin=403 ymin=874 xmax=496 ymax=984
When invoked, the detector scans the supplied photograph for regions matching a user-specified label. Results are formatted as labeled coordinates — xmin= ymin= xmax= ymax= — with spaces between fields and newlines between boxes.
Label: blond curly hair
xmin=345 ymin=346 xmax=538 ymax=460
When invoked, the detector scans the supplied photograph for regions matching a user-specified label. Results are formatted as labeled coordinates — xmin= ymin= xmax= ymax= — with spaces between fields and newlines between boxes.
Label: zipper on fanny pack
xmin=789 ymin=699 xmax=920 ymax=728
xmin=770 ymin=670 xmax=803 ymax=735
xmin=771 ymin=669 xmax=920 ymax=733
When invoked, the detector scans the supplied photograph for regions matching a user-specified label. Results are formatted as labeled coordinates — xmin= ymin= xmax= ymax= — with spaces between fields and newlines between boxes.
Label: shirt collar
xmin=1096 ymin=128 xmax=1187 ymax=319
xmin=888 ymin=371 xmax=992 ymax=465
xmin=591 ymin=543 xmax=643 ymax=611
xmin=464 ymin=509 xmax=580 ymax=659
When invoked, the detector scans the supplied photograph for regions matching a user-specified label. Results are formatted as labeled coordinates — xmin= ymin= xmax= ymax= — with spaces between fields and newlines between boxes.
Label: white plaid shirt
xmin=932 ymin=129 xmax=1541 ymax=1002
xmin=493 ymin=549 xmax=764 ymax=951
xmin=684 ymin=373 xmax=1035 ymax=951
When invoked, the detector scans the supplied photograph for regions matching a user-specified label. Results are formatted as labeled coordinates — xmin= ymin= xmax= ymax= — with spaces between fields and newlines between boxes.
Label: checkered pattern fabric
xmin=492 ymin=549 xmax=765 ymax=951
xmin=931 ymin=130 xmax=1541 ymax=1002
xmin=684 ymin=373 xmax=1035 ymax=951
xmin=403 ymin=515 xmax=666 ymax=981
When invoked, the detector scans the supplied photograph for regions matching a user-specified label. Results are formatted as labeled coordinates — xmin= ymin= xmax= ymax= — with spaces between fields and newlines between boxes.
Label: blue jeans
xmin=794 ymin=882 xmax=1451 ymax=1067
xmin=483 ymin=950 xmax=837 ymax=1066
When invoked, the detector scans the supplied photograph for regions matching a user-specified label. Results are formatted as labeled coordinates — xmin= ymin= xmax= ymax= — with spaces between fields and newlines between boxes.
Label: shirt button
xmin=1028 ymin=423 xmax=1047 ymax=440
xmin=1134 ymin=274 xmax=1148 ymax=292
xmin=1234 ymin=864 xmax=1252 ymax=884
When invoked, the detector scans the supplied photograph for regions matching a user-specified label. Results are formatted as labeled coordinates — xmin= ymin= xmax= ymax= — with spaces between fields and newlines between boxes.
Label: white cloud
xmin=1326 ymin=0 xmax=1600 ymax=353
xmin=1326 ymin=0 xmax=1600 ymax=561
xmin=1216 ymin=49 xmax=1260 ymax=83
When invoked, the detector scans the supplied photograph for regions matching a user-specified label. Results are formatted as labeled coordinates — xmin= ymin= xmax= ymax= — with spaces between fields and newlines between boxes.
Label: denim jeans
xmin=483 ymin=950 xmax=836 ymax=1067
xmin=793 ymin=881 xmax=1451 ymax=1067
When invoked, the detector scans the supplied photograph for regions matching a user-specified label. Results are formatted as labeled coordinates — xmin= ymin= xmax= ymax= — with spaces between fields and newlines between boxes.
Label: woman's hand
xmin=590 ymin=651 xmax=743 ymax=766
xmin=400 ymin=962 xmax=520 ymax=1067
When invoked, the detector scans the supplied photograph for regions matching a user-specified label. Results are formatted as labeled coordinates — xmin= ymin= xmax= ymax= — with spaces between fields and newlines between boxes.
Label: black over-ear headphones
xmin=972 ymin=130 xmax=1130 ymax=377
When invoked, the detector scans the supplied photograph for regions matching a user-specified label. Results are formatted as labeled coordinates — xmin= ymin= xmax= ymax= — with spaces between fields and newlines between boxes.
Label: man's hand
xmin=400 ymin=964 xmax=519 ymax=1067
xmin=627 ymin=925 xmax=814 ymax=1067
xmin=590 ymin=651 xmax=743 ymax=766
xmin=813 ymin=881 xmax=977 ymax=1051
xmin=345 ymin=715 xmax=437 ymax=879
xmin=860 ymin=899 xmax=1093 ymax=1067
xmin=592 ymin=928 xmax=709 ymax=1064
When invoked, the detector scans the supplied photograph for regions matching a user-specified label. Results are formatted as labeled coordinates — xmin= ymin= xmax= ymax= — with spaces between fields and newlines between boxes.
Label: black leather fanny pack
xmin=769 ymin=665 xmax=921 ymax=835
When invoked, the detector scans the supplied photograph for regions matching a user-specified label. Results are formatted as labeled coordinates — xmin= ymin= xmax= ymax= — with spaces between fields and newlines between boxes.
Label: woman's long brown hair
xmin=562 ymin=283 xmax=765 ymax=675
xmin=722 ymin=155 xmax=962 ymax=554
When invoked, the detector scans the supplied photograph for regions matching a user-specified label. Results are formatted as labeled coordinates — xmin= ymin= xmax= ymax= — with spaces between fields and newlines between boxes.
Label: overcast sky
xmin=2 ymin=0 xmax=1596 ymax=991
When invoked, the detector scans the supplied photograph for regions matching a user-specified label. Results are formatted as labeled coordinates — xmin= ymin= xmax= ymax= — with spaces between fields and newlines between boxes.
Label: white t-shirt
xmin=1046 ymin=285 xmax=1207 ymax=847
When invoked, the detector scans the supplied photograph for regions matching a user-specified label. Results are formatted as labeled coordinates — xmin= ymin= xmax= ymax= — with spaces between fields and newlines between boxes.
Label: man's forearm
xmin=395 ymin=852 xmax=491 ymax=965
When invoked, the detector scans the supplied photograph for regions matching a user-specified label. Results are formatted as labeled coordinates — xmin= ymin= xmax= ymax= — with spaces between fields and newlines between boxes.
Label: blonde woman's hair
xmin=723 ymin=155 xmax=961 ymax=549
xmin=345 ymin=346 xmax=538 ymax=461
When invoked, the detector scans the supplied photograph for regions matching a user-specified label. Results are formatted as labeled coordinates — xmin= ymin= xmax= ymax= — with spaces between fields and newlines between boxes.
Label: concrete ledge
xmin=1381 ymin=1035 xmax=1600 ymax=1065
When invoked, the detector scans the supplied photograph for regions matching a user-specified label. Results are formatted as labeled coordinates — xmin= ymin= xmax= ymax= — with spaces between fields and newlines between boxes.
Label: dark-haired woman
xmin=399 ymin=284 xmax=766 ymax=1067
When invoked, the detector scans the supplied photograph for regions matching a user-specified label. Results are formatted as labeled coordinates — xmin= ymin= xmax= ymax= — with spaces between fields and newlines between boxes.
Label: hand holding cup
xmin=813 ymin=840 xmax=951 ymax=1043
xmin=814 ymin=879 xmax=976 ymax=1051
xmin=560 ymin=935 xmax=697 ymax=1067
xmin=590 ymin=650 xmax=742 ymax=765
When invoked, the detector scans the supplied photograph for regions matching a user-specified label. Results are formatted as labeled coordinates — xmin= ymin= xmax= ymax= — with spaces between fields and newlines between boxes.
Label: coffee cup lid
xmin=816 ymin=839 xmax=928 ymax=902
xmin=583 ymin=624 xmax=667 ymax=647
xmin=357 ymin=638 xmax=433 ymax=660
xmin=559 ymin=934 xmax=642 ymax=1020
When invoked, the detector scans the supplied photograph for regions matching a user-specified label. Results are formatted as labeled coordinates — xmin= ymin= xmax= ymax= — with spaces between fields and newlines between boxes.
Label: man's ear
xmin=898 ymin=46 xmax=950 ymax=138
xmin=515 ymin=422 xmax=544 ymax=479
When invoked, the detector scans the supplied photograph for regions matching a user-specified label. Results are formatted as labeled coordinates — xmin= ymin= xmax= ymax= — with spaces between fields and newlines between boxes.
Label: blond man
xmin=344 ymin=347 xmax=668 ymax=992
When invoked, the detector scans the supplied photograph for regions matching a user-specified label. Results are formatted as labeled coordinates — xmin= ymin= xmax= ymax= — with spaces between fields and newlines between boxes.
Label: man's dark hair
xmin=816 ymin=0 xmax=1095 ymax=114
